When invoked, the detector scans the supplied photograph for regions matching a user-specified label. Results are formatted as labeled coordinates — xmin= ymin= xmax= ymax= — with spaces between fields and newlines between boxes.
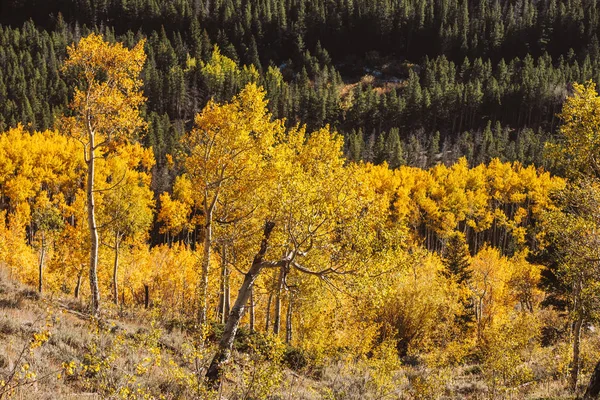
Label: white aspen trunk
xmin=224 ymin=252 xmax=230 ymax=319
xmin=218 ymin=244 xmax=230 ymax=324
xmin=198 ymin=205 xmax=213 ymax=325
xmin=273 ymin=266 xmax=285 ymax=335
xmin=87 ymin=135 xmax=100 ymax=317
xmin=249 ymin=287 xmax=255 ymax=332
xmin=112 ymin=231 xmax=120 ymax=306
xmin=265 ymin=290 xmax=273 ymax=332
xmin=206 ymin=221 xmax=275 ymax=387
xmin=285 ymin=294 xmax=293 ymax=343
xmin=38 ymin=235 xmax=46 ymax=293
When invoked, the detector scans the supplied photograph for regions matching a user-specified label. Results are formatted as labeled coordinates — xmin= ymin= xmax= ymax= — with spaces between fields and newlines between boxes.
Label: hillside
xmin=0 ymin=266 xmax=582 ymax=399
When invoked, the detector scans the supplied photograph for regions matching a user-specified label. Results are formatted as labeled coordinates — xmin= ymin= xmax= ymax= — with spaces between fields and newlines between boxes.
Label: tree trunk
xmin=218 ymin=244 xmax=230 ymax=324
xmin=286 ymin=294 xmax=293 ymax=344
xmin=571 ymin=317 xmax=584 ymax=391
xmin=87 ymin=137 xmax=100 ymax=316
xmin=112 ymin=232 xmax=120 ymax=306
xmin=38 ymin=235 xmax=45 ymax=293
xmin=224 ymin=263 xmax=230 ymax=320
xmin=198 ymin=208 xmax=213 ymax=325
xmin=273 ymin=266 xmax=286 ymax=335
xmin=144 ymin=284 xmax=150 ymax=309
xmin=265 ymin=289 xmax=273 ymax=332
xmin=74 ymin=269 xmax=83 ymax=298
xmin=205 ymin=221 xmax=275 ymax=386
xmin=249 ymin=287 xmax=255 ymax=332
xmin=218 ymin=249 xmax=225 ymax=323
xmin=584 ymin=359 xmax=600 ymax=399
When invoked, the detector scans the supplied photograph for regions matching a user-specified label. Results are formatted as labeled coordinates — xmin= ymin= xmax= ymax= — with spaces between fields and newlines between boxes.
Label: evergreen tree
xmin=443 ymin=232 xmax=471 ymax=284
xmin=385 ymin=127 xmax=405 ymax=169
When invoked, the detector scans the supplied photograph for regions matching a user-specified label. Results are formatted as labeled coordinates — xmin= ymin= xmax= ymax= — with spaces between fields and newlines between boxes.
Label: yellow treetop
xmin=62 ymin=33 xmax=147 ymax=148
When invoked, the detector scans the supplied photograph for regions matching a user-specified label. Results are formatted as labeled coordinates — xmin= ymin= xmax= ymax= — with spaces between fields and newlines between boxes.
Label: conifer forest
xmin=3 ymin=1 xmax=600 ymax=399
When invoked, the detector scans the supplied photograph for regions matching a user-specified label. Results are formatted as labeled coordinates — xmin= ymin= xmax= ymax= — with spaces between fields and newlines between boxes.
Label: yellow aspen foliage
xmin=469 ymin=246 xmax=542 ymax=345
xmin=0 ymin=125 xmax=84 ymax=287
xmin=470 ymin=246 xmax=515 ymax=340
xmin=0 ymin=210 xmax=37 ymax=282
xmin=387 ymin=157 xmax=564 ymax=253
xmin=157 ymin=175 xmax=195 ymax=238
xmin=62 ymin=32 xmax=147 ymax=315
xmin=182 ymin=82 xmax=282 ymax=324
xmin=201 ymin=46 xmax=259 ymax=97
xmin=62 ymin=33 xmax=146 ymax=144
xmin=363 ymin=249 xmax=463 ymax=357
xmin=548 ymin=81 xmax=600 ymax=177
xmin=49 ymin=189 xmax=90 ymax=295
xmin=0 ymin=125 xmax=83 ymax=221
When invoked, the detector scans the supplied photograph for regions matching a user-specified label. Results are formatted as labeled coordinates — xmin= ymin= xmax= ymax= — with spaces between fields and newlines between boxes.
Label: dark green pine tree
xmin=443 ymin=232 xmax=471 ymax=284
xmin=246 ymin=35 xmax=262 ymax=72
xmin=443 ymin=231 xmax=474 ymax=329
xmin=373 ymin=133 xmax=386 ymax=165
xmin=346 ymin=129 xmax=365 ymax=162
xmin=427 ymin=131 xmax=440 ymax=167
xmin=406 ymin=134 xmax=423 ymax=167
xmin=385 ymin=128 xmax=405 ymax=169
xmin=478 ymin=120 xmax=496 ymax=164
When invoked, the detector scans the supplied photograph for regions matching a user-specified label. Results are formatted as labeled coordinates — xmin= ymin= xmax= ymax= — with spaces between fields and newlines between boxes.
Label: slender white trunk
xmin=198 ymin=208 xmax=212 ymax=325
xmin=249 ymin=288 xmax=255 ymax=332
xmin=113 ymin=231 xmax=120 ymax=306
xmin=87 ymin=136 xmax=100 ymax=316
xmin=273 ymin=266 xmax=285 ymax=335
xmin=265 ymin=290 xmax=273 ymax=331
xmin=224 ymin=268 xmax=230 ymax=318
xmin=38 ymin=234 xmax=46 ymax=293
xmin=285 ymin=294 xmax=293 ymax=343
xmin=218 ymin=244 xmax=230 ymax=324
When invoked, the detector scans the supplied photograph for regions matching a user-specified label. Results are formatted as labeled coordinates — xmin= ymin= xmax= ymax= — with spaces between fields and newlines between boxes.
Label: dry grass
xmin=0 ymin=267 xmax=589 ymax=399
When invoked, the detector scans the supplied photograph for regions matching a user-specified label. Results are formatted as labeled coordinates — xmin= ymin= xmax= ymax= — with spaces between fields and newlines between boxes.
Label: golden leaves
xmin=550 ymin=80 xmax=600 ymax=177
xmin=0 ymin=125 xmax=84 ymax=223
xmin=63 ymin=33 xmax=147 ymax=145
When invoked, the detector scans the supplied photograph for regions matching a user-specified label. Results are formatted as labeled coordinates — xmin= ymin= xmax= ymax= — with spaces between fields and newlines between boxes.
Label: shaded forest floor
xmin=0 ymin=266 xmax=582 ymax=399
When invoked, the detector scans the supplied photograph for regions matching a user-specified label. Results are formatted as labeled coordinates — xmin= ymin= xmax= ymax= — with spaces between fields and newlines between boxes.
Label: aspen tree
xmin=206 ymin=123 xmax=368 ymax=386
xmin=182 ymin=83 xmax=279 ymax=325
xmin=97 ymin=143 xmax=154 ymax=306
xmin=62 ymin=33 xmax=146 ymax=316
xmin=546 ymin=82 xmax=600 ymax=393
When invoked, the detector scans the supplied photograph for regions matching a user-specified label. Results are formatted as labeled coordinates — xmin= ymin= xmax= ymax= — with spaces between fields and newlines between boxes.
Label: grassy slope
xmin=0 ymin=267 xmax=579 ymax=399
xmin=0 ymin=267 xmax=334 ymax=399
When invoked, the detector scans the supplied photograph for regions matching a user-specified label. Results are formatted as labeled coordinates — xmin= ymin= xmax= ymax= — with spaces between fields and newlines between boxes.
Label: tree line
xmin=3 ymin=0 xmax=600 ymax=176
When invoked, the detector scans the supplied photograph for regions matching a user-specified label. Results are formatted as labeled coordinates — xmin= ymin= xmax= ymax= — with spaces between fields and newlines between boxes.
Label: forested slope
xmin=2 ymin=0 xmax=600 ymax=169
